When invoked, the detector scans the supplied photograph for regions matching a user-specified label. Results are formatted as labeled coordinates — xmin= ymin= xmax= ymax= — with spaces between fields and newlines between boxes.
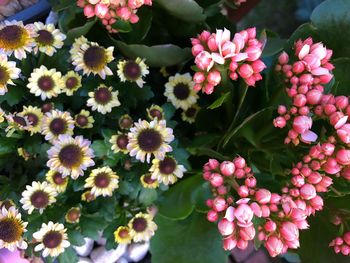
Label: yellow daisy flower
xmin=84 ymin=166 xmax=119 ymax=197
xmin=181 ymin=104 xmax=200 ymax=124
xmin=150 ymin=156 xmax=186 ymax=185
xmin=127 ymin=119 xmax=174 ymax=163
xmin=119 ymin=114 xmax=133 ymax=130
xmin=46 ymin=170 xmax=69 ymax=193
xmin=70 ymin=37 xmax=114 ymax=79
xmin=75 ymin=109 xmax=94 ymax=129
xmin=21 ymin=105 xmax=43 ymax=135
xmin=47 ymin=134 xmax=95 ymax=179
xmin=0 ymin=20 xmax=36 ymax=60
xmin=65 ymin=207 xmax=81 ymax=224
xmin=146 ymin=105 xmax=164 ymax=120
xmin=81 ymin=190 xmax=96 ymax=202
xmin=114 ymin=226 xmax=132 ymax=244
xmin=164 ymin=73 xmax=198 ymax=110
xmin=41 ymin=110 xmax=75 ymax=142
xmin=0 ymin=53 xmax=21 ymax=95
xmin=27 ymin=65 xmax=63 ymax=100
xmin=109 ymin=133 xmax=129 ymax=154
xmin=140 ymin=174 xmax=159 ymax=189
xmin=0 ymin=200 xmax=16 ymax=210
xmin=20 ymin=181 xmax=57 ymax=214
xmin=5 ymin=112 xmax=31 ymax=137
xmin=117 ymin=57 xmax=149 ymax=88
xmin=33 ymin=22 xmax=66 ymax=56
xmin=33 ymin=221 xmax=70 ymax=258
xmin=62 ymin=71 xmax=82 ymax=96
xmin=128 ymin=212 xmax=157 ymax=242
xmin=0 ymin=206 xmax=28 ymax=251
xmin=87 ymin=85 xmax=120 ymax=114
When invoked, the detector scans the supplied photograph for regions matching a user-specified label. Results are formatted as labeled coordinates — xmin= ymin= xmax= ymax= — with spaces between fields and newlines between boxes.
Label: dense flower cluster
xmin=329 ymin=232 xmax=350 ymax=256
xmin=191 ymin=28 xmax=265 ymax=94
xmin=77 ymin=0 xmax=152 ymax=33
xmin=273 ymin=38 xmax=334 ymax=145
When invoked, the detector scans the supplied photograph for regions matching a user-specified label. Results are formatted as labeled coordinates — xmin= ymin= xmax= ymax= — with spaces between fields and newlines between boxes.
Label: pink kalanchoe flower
xmin=255 ymin=189 xmax=271 ymax=204
xmin=280 ymin=222 xmax=299 ymax=242
xmin=266 ymin=236 xmax=284 ymax=257
xmin=293 ymin=116 xmax=312 ymax=134
xmin=234 ymin=203 xmax=254 ymax=227
xmin=218 ymin=218 xmax=235 ymax=236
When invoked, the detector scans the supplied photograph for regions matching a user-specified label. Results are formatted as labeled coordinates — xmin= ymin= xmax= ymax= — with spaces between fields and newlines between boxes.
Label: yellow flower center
xmin=0 ymin=25 xmax=29 ymax=50
xmin=0 ymin=66 xmax=9 ymax=85
xmin=0 ymin=217 xmax=23 ymax=243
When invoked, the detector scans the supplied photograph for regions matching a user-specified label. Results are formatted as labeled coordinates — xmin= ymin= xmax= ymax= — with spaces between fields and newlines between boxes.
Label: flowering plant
xmin=0 ymin=0 xmax=350 ymax=262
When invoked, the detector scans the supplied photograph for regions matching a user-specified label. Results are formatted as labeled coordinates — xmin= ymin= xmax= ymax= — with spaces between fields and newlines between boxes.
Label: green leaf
xmin=261 ymin=33 xmax=286 ymax=57
xmin=311 ymin=0 xmax=350 ymax=58
xmin=113 ymin=40 xmax=191 ymax=67
xmin=80 ymin=215 xmax=107 ymax=240
xmin=0 ymin=138 xmax=17 ymax=156
xmin=332 ymin=57 xmax=350 ymax=96
xmin=0 ymin=85 xmax=26 ymax=106
xmin=138 ymin=188 xmax=158 ymax=206
xmin=91 ymin=140 xmax=108 ymax=158
xmin=208 ymin=92 xmax=231 ymax=110
xmin=150 ymin=212 xmax=226 ymax=263
xmin=68 ymin=230 xmax=86 ymax=246
xmin=58 ymin=247 xmax=78 ymax=263
xmin=48 ymin=0 xmax=75 ymax=11
xmin=65 ymin=19 xmax=97 ymax=45
xmin=154 ymin=0 xmax=206 ymax=22
xmin=111 ymin=20 xmax=132 ymax=33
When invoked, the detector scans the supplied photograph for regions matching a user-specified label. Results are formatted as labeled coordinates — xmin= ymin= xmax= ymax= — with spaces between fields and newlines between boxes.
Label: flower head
xmin=87 ymin=85 xmax=120 ymax=114
xmin=41 ymin=110 xmax=75 ymax=142
xmin=150 ymin=156 xmax=186 ymax=185
xmin=128 ymin=212 xmax=157 ymax=242
xmin=33 ymin=22 xmax=66 ymax=56
xmin=33 ymin=222 xmax=70 ymax=258
xmin=117 ymin=57 xmax=149 ymax=87
xmin=181 ymin=104 xmax=200 ymax=123
xmin=62 ymin=71 xmax=82 ymax=96
xmin=0 ymin=206 xmax=28 ymax=251
xmin=127 ymin=119 xmax=174 ymax=163
xmin=114 ymin=226 xmax=132 ymax=244
xmin=84 ymin=166 xmax=119 ymax=197
xmin=140 ymin=174 xmax=159 ymax=189
xmin=65 ymin=207 xmax=81 ymax=224
xmin=46 ymin=170 xmax=69 ymax=193
xmin=119 ymin=114 xmax=133 ymax=130
xmin=0 ymin=54 xmax=21 ymax=96
xmin=110 ymin=133 xmax=129 ymax=154
xmin=21 ymin=106 xmax=43 ymax=135
xmin=47 ymin=135 xmax=95 ymax=179
xmin=75 ymin=109 xmax=94 ymax=129
xmin=147 ymin=105 xmax=164 ymax=120
xmin=20 ymin=181 xmax=57 ymax=214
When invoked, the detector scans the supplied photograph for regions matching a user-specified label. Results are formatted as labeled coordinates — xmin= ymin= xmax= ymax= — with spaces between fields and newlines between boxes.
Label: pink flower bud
xmin=309 ymin=195 xmax=323 ymax=211
xmin=236 ymin=239 xmax=249 ymax=250
xmin=208 ymin=159 xmax=220 ymax=170
xmin=323 ymin=158 xmax=341 ymax=175
xmin=292 ymin=61 xmax=305 ymax=74
xmin=245 ymin=177 xmax=256 ymax=188
xmin=218 ymin=218 xmax=235 ymax=236
xmin=234 ymin=204 xmax=254 ymax=227
xmin=117 ymin=7 xmax=132 ymax=20
xmin=207 ymin=36 xmax=218 ymax=52
xmin=239 ymin=225 xmax=256 ymax=241
xmin=251 ymin=60 xmax=266 ymax=73
xmin=207 ymin=70 xmax=221 ymax=86
xmin=337 ymin=124 xmax=350 ymax=144
xmin=255 ymin=189 xmax=271 ymax=204
xmin=204 ymin=83 xmax=215 ymax=94
xmin=335 ymin=96 xmax=349 ymax=110
xmin=266 ymin=236 xmax=283 ymax=257
xmin=238 ymin=64 xmax=254 ymax=79
xmin=195 ymin=51 xmax=213 ymax=71
xmin=270 ymin=193 xmax=281 ymax=204
xmin=280 ymin=222 xmax=299 ymax=241
xmin=238 ymin=185 xmax=249 ymax=198
xmin=192 ymin=44 xmax=204 ymax=57
xmin=199 ymin=31 xmax=211 ymax=42
xmin=336 ymin=149 xmax=350 ymax=165
xmin=293 ymin=94 xmax=307 ymax=107
xmin=264 ymin=220 xmax=277 ymax=232
xmin=223 ymin=236 xmax=237 ymax=250
xmin=278 ymin=52 xmax=289 ymax=65
xmin=217 ymin=185 xmax=227 ymax=195
xmin=344 ymin=232 xmax=350 ymax=245
xmin=299 ymin=74 xmax=313 ymax=85
xmin=307 ymin=172 xmax=322 ymax=184
xmin=207 ymin=210 xmax=218 ymax=222
xmin=250 ymin=202 xmax=262 ymax=217
xmin=291 ymin=175 xmax=305 ymax=187
xmin=233 ymin=157 xmax=246 ymax=169
xmin=300 ymin=184 xmax=316 ymax=200
xmin=261 ymin=205 xmax=270 ymax=217
xmin=84 ymin=5 xmax=95 ymax=18
xmin=95 ymin=4 xmax=109 ymax=18
xmin=273 ymin=116 xmax=286 ymax=128
xmin=213 ymin=197 xmax=227 ymax=212
xmin=293 ymin=116 xmax=312 ymax=134
xmin=210 ymin=173 xmax=224 ymax=187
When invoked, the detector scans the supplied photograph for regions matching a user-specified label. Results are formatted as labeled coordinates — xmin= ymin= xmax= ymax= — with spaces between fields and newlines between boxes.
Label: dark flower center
xmin=41 ymin=103 xmax=53 ymax=113
xmin=13 ymin=116 xmax=27 ymax=126
xmin=123 ymin=61 xmax=141 ymax=80
xmin=0 ymin=66 xmax=9 ymax=85
xmin=0 ymin=218 xmax=22 ymax=243
xmin=119 ymin=117 xmax=133 ymax=129
xmin=58 ymin=144 xmax=82 ymax=168
xmin=36 ymin=30 xmax=54 ymax=45
xmin=38 ymin=76 xmax=54 ymax=91
xmin=116 ymin=135 xmax=128 ymax=150
xmin=185 ymin=107 xmax=197 ymax=118
xmin=30 ymin=191 xmax=49 ymax=209
xmin=83 ymin=192 xmax=94 ymax=202
xmin=0 ymin=200 xmax=14 ymax=210
xmin=76 ymin=115 xmax=88 ymax=127
xmin=65 ymin=77 xmax=78 ymax=90
xmin=43 ymin=231 xmax=63 ymax=249
xmin=94 ymin=172 xmax=110 ymax=188
xmin=53 ymin=172 xmax=66 ymax=185
xmin=137 ymin=129 xmax=162 ymax=152
xmin=143 ymin=174 xmax=156 ymax=184
xmin=118 ymin=229 xmax=130 ymax=238
xmin=83 ymin=46 xmax=105 ymax=70
xmin=94 ymin=87 xmax=112 ymax=104
xmin=25 ymin=113 xmax=39 ymax=126
xmin=49 ymin=118 xmax=66 ymax=135
xmin=173 ymin=83 xmax=190 ymax=100
xmin=149 ymin=109 xmax=163 ymax=120
xmin=67 ymin=209 xmax=80 ymax=222
xmin=159 ymin=157 xmax=177 ymax=174
xmin=0 ymin=25 xmax=25 ymax=49
xmin=132 ymin=217 xmax=148 ymax=232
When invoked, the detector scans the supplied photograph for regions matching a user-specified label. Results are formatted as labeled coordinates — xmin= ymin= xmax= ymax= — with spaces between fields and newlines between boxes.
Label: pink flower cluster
xmin=273 ymin=38 xmax=335 ymax=145
xmin=77 ymin=0 xmax=152 ymax=33
xmin=329 ymin=232 xmax=350 ymax=256
xmin=191 ymin=28 xmax=266 ymax=94
xmin=203 ymin=157 xmax=309 ymax=257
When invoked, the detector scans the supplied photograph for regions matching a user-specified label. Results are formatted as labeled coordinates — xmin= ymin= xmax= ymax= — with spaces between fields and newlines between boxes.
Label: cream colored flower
xmin=127 ymin=119 xmax=174 ymax=163
xmin=117 ymin=57 xmax=149 ymax=88
xmin=128 ymin=212 xmax=157 ymax=242
xmin=4 ymin=112 xmax=31 ymax=137
xmin=70 ymin=37 xmax=114 ymax=79
xmin=0 ymin=20 xmax=36 ymax=60
xmin=27 ymin=65 xmax=63 ymax=100
xmin=65 ymin=207 xmax=81 ymax=224
xmin=119 ymin=114 xmax=133 ymax=130
xmin=181 ymin=104 xmax=200 ymax=124
xmin=21 ymin=105 xmax=43 ymax=135
xmin=46 ymin=170 xmax=69 ymax=193
xmin=0 ymin=206 xmax=28 ymax=251
xmin=47 ymin=135 xmax=95 ymax=179
xmin=33 ymin=221 xmax=70 ymax=258
xmin=109 ymin=133 xmax=129 ymax=154
xmin=164 ymin=73 xmax=198 ymax=110
xmin=0 ymin=53 xmax=21 ymax=96
xmin=62 ymin=71 xmax=82 ymax=96
xmin=150 ymin=156 xmax=186 ymax=185
xmin=41 ymin=110 xmax=75 ymax=142
xmin=146 ymin=105 xmax=164 ymax=120
xmin=20 ymin=181 xmax=57 ymax=214
xmin=140 ymin=174 xmax=159 ymax=189
xmin=87 ymin=85 xmax=120 ymax=114
xmin=75 ymin=109 xmax=94 ymax=129
xmin=114 ymin=226 xmax=132 ymax=244
xmin=33 ymin=22 xmax=66 ymax=56
xmin=84 ymin=166 xmax=119 ymax=197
